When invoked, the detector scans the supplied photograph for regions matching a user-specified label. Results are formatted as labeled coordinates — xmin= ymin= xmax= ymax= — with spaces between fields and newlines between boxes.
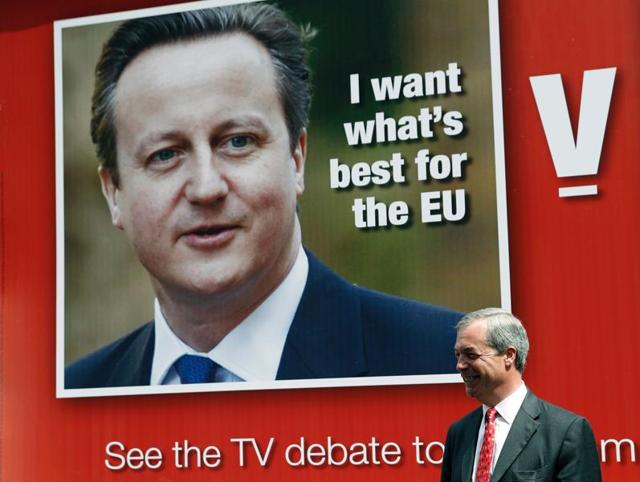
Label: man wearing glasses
xmin=441 ymin=308 xmax=601 ymax=482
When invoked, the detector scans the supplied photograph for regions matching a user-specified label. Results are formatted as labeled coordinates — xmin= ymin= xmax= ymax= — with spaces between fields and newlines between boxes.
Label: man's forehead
xmin=117 ymin=32 xmax=274 ymax=97
xmin=455 ymin=320 xmax=488 ymax=347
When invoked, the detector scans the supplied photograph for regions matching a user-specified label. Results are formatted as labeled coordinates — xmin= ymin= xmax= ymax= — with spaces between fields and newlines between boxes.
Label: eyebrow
xmin=216 ymin=115 xmax=270 ymax=133
xmin=454 ymin=345 xmax=474 ymax=352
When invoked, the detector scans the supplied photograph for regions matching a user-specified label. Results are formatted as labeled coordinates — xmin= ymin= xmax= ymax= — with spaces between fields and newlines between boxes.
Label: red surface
xmin=1 ymin=0 xmax=639 ymax=480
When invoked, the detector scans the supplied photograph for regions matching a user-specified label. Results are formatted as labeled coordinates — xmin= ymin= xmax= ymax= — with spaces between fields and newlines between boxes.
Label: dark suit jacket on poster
xmin=441 ymin=391 xmax=601 ymax=482
xmin=65 ymin=252 xmax=460 ymax=389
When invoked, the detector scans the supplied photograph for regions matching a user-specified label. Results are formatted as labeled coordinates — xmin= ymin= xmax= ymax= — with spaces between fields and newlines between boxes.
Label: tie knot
xmin=174 ymin=355 xmax=218 ymax=384
xmin=486 ymin=407 xmax=498 ymax=423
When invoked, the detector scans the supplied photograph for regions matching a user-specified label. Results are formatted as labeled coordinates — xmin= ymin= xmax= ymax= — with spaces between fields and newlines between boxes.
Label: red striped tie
xmin=475 ymin=407 xmax=497 ymax=482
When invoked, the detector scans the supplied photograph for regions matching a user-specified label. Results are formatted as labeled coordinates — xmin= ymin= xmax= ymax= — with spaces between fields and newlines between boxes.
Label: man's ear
xmin=98 ymin=166 xmax=123 ymax=229
xmin=292 ymin=129 xmax=307 ymax=197
xmin=504 ymin=346 xmax=517 ymax=370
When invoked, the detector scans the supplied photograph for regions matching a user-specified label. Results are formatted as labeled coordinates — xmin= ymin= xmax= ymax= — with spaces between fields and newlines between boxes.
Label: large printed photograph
xmin=55 ymin=0 xmax=509 ymax=397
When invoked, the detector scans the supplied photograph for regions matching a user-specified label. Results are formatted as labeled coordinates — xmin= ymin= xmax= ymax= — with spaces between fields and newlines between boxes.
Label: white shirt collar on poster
xmin=150 ymin=246 xmax=309 ymax=384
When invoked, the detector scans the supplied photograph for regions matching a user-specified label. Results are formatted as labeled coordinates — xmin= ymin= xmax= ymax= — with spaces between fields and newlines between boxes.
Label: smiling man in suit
xmin=441 ymin=308 xmax=601 ymax=482
xmin=64 ymin=3 xmax=460 ymax=390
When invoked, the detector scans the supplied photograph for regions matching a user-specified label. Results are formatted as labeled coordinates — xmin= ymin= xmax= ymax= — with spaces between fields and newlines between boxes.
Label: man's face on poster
xmin=99 ymin=33 xmax=306 ymax=302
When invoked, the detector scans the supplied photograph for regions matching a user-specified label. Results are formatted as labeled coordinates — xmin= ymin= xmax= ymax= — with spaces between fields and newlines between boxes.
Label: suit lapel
xmin=276 ymin=251 xmax=367 ymax=379
xmin=491 ymin=391 xmax=541 ymax=481
xmin=106 ymin=322 xmax=155 ymax=386
xmin=462 ymin=408 xmax=483 ymax=482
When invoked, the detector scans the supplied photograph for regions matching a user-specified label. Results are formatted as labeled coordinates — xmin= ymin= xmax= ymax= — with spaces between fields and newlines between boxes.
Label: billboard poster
xmin=56 ymin=0 xmax=509 ymax=397
xmin=1 ymin=0 xmax=639 ymax=480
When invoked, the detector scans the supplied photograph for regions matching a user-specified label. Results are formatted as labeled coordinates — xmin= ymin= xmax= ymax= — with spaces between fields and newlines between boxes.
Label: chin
xmin=183 ymin=272 xmax=243 ymax=296
xmin=464 ymin=385 xmax=480 ymax=399
xmin=151 ymin=267 xmax=242 ymax=300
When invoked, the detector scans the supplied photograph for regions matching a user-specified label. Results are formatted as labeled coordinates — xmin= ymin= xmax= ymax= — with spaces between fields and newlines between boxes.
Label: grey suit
xmin=441 ymin=391 xmax=601 ymax=482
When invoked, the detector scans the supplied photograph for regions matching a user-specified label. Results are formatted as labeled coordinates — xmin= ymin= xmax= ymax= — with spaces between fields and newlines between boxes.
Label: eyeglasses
xmin=454 ymin=351 xmax=502 ymax=364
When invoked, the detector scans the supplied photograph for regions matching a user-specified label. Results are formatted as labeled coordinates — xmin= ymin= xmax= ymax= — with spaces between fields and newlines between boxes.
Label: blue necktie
xmin=174 ymin=354 xmax=219 ymax=383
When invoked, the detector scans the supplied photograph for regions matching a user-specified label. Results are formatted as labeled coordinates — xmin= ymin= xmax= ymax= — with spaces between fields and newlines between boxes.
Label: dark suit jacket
xmin=441 ymin=391 xmax=601 ymax=482
xmin=65 ymin=252 xmax=460 ymax=388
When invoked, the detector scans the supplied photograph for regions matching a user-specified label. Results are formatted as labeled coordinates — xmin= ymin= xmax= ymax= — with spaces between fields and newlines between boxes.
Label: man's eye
xmin=227 ymin=135 xmax=253 ymax=149
xmin=151 ymin=149 xmax=178 ymax=162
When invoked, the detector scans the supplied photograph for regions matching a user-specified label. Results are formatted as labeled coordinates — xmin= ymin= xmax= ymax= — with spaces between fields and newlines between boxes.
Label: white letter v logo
xmin=530 ymin=67 xmax=616 ymax=196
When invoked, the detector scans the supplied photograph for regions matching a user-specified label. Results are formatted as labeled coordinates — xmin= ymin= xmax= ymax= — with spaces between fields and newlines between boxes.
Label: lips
xmin=190 ymin=225 xmax=232 ymax=236
xmin=461 ymin=373 xmax=479 ymax=385
xmin=180 ymin=223 xmax=239 ymax=249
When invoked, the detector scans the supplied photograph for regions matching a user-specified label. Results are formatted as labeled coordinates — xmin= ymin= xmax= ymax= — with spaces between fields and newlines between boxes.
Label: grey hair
xmin=457 ymin=307 xmax=530 ymax=373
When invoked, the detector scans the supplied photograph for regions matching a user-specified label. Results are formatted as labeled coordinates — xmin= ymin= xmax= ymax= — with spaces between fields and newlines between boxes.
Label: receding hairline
xmin=112 ymin=31 xmax=281 ymax=115
xmin=118 ymin=30 xmax=274 ymax=78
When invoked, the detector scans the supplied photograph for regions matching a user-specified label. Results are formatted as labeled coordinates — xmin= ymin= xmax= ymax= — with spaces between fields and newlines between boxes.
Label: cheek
xmin=252 ymin=190 xmax=296 ymax=234
xmin=242 ymin=170 xmax=299 ymax=215
xmin=244 ymin=186 xmax=298 ymax=249
xmin=119 ymin=187 xmax=170 ymax=239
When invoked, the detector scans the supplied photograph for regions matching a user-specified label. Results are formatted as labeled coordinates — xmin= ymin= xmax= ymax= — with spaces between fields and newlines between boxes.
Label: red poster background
xmin=1 ymin=0 xmax=639 ymax=480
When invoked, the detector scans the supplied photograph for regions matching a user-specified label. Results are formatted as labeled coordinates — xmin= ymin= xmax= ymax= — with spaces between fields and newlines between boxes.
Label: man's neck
xmin=483 ymin=376 xmax=523 ymax=407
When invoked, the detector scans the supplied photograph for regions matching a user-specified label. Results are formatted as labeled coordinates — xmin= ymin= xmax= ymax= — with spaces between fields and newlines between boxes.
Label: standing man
xmin=441 ymin=308 xmax=601 ymax=482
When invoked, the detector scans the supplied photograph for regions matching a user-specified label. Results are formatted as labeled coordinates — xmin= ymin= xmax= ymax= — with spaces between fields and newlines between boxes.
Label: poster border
xmin=54 ymin=0 xmax=509 ymax=398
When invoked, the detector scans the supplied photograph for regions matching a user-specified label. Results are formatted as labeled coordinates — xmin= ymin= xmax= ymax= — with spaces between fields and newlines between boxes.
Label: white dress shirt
xmin=471 ymin=382 xmax=528 ymax=481
xmin=150 ymin=247 xmax=309 ymax=384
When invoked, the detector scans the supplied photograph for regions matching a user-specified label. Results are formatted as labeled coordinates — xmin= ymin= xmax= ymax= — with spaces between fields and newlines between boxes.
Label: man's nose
xmin=184 ymin=150 xmax=229 ymax=204
xmin=456 ymin=357 xmax=467 ymax=372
